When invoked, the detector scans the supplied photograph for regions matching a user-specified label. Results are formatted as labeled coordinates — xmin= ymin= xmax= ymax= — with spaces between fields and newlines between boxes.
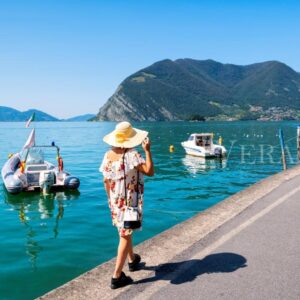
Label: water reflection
xmin=3 ymin=190 xmax=80 ymax=268
xmin=182 ymin=155 xmax=227 ymax=174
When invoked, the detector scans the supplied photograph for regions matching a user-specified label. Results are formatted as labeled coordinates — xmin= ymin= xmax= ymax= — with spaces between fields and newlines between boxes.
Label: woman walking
xmin=100 ymin=121 xmax=154 ymax=289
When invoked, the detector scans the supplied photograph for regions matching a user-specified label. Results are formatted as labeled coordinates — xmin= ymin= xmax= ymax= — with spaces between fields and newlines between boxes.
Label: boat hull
xmin=64 ymin=176 xmax=80 ymax=190
xmin=1 ymin=154 xmax=23 ymax=194
xmin=181 ymin=142 xmax=227 ymax=158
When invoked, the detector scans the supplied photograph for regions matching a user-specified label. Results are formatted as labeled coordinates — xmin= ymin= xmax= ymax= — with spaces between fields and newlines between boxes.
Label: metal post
xmin=279 ymin=129 xmax=287 ymax=170
xmin=297 ymin=126 xmax=300 ymax=160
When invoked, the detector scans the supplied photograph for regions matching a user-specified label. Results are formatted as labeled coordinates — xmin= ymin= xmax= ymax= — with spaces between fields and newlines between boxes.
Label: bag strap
xmin=136 ymin=169 xmax=140 ymax=206
xmin=122 ymin=150 xmax=127 ymax=206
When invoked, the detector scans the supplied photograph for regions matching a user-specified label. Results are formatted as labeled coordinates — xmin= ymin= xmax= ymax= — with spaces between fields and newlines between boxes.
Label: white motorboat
xmin=181 ymin=133 xmax=227 ymax=158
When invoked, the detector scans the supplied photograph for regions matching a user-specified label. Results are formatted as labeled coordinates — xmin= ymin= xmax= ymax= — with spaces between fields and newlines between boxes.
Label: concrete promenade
xmin=40 ymin=165 xmax=300 ymax=300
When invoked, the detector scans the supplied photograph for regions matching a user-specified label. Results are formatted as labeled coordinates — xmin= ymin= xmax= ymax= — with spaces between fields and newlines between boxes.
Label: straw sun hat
xmin=103 ymin=121 xmax=148 ymax=148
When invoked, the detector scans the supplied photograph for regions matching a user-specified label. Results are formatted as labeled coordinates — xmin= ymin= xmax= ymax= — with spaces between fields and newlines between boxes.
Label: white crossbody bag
xmin=123 ymin=150 xmax=141 ymax=229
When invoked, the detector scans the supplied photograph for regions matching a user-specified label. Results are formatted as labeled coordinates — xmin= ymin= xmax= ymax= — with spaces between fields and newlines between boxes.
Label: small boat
xmin=181 ymin=133 xmax=227 ymax=158
xmin=1 ymin=129 xmax=80 ymax=194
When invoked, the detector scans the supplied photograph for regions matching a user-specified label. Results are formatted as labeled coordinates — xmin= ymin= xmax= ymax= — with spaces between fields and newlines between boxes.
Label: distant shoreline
xmin=1 ymin=119 xmax=300 ymax=123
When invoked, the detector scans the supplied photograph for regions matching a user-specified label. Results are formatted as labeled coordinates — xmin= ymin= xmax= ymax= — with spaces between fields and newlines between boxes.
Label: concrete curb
xmin=39 ymin=164 xmax=300 ymax=300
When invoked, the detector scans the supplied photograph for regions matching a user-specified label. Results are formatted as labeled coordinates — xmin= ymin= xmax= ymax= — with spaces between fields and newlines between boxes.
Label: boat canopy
xmin=188 ymin=133 xmax=213 ymax=147
xmin=190 ymin=133 xmax=213 ymax=138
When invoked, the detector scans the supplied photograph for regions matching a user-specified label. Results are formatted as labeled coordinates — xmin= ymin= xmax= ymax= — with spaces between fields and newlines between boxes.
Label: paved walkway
xmin=118 ymin=172 xmax=300 ymax=300
xmin=40 ymin=165 xmax=300 ymax=300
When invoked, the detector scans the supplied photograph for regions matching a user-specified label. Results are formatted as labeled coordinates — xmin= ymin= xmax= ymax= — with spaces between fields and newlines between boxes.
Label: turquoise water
xmin=0 ymin=121 xmax=299 ymax=299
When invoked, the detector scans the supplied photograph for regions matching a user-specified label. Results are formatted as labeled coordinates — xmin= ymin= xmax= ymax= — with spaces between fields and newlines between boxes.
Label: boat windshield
xmin=26 ymin=148 xmax=45 ymax=165
xmin=195 ymin=135 xmax=212 ymax=147
xmin=20 ymin=145 xmax=60 ymax=165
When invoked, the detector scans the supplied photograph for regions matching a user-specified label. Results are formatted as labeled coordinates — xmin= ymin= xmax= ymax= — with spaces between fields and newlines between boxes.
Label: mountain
xmin=0 ymin=106 xmax=59 ymax=121
xmin=64 ymin=114 xmax=96 ymax=122
xmin=95 ymin=59 xmax=300 ymax=121
xmin=0 ymin=106 xmax=96 ymax=122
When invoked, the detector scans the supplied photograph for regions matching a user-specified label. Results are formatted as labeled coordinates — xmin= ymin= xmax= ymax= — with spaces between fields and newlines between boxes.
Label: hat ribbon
xmin=115 ymin=132 xmax=127 ymax=143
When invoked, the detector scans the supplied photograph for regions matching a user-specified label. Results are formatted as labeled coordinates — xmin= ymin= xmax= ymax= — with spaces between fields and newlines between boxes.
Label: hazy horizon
xmin=1 ymin=0 xmax=299 ymax=118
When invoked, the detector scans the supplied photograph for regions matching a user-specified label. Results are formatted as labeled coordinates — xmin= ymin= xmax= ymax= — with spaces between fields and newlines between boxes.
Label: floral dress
xmin=100 ymin=148 xmax=145 ymax=237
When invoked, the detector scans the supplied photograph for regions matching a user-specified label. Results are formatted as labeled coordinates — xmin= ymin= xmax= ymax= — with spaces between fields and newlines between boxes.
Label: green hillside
xmin=96 ymin=59 xmax=300 ymax=121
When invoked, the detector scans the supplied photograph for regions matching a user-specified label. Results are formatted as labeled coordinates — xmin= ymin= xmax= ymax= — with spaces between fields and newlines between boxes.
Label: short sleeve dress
xmin=99 ymin=148 xmax=145 ymax=237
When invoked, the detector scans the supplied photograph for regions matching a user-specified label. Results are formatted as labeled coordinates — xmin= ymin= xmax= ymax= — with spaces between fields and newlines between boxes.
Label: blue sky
xmin=0 ymin=0 xmax=299 ymax=118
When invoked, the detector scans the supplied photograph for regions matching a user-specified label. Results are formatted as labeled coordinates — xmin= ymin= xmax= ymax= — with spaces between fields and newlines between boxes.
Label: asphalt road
xmin=119 ymin=174 xmax=300 ymax=300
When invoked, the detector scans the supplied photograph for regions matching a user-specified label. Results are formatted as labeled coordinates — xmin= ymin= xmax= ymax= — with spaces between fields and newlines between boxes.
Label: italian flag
xmin=26 ymin=112 xmax=35 ymax=128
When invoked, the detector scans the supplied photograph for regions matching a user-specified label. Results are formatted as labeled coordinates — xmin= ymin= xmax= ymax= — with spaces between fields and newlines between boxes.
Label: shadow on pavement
xmin=135 ymin=252 xmax=247 ymax=285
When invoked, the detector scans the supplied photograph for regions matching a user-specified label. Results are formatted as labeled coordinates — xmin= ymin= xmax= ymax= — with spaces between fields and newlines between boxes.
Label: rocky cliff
xmin=96 ymin=59 xmax=300 ymax=121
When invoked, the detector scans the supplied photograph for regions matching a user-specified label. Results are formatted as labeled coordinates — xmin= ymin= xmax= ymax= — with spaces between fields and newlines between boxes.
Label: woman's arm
xmin=138 ymin=137 xmax=154 ymax=176
xmin=103 ymin=177 xmax=111 ymax=199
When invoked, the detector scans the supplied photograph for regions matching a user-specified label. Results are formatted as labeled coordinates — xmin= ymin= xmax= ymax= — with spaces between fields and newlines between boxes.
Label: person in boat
xmin=100 ymin=121 xmax=154 ymax=289
xmin=196 ymin=138 xmax=203 ymax=147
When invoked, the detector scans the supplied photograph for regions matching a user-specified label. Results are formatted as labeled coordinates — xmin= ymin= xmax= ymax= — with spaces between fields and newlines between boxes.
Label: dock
xmin=39 ymin=164 xmax=300 ymax=300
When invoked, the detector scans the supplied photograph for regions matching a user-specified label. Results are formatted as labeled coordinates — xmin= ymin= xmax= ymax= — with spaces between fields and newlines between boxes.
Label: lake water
xmin=0 ymin=121 xmax=299 ymax=299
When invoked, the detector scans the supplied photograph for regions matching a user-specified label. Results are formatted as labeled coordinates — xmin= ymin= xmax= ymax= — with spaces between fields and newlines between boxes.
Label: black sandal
xmin=128 ymin=253 xmax=141 ymax=272
xmin=111 ymin=272 xmax=133 ymax=289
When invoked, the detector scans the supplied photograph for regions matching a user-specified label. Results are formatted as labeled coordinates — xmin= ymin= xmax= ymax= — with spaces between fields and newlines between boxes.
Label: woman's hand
xmin=142 ymin=137 xmax=151 ymax=152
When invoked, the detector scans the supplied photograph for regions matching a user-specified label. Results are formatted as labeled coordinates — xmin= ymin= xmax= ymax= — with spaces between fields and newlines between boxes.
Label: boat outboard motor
xmin=39 ymin=171 xmax=55 ymax=195
xmin=214 ymin=147 xmax=223 ymax=158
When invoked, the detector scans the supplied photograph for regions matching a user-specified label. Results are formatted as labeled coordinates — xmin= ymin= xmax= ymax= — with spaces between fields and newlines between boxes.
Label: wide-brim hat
xmin=103 ymin=121 xmax=148 ymax=148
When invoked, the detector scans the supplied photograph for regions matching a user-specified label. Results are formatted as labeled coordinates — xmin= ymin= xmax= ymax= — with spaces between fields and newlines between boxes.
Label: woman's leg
xmin=127 ymin=235 xmax=134 ymax=263
xmin=113 ymin=235 xmax=131 ymax=278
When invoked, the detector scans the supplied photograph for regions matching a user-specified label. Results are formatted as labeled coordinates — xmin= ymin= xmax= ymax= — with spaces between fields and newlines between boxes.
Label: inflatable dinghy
xmin=1 ymin=129 xmax=80 ymax=194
